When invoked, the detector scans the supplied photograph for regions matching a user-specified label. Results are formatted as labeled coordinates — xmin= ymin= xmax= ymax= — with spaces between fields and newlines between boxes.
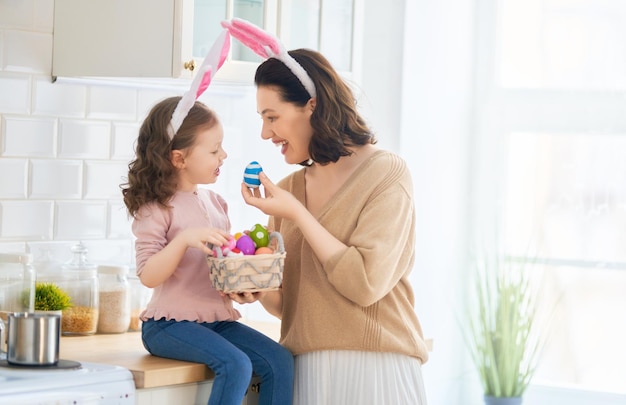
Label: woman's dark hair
xmin=121 ymin=97 xmax=218 ymax=217
xmin=255 ymin=49 xmax=376 ymax=166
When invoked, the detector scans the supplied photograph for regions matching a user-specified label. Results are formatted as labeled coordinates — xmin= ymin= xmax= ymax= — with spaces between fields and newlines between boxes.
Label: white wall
xmin=400 ymin=0 xmax=478 ymax=403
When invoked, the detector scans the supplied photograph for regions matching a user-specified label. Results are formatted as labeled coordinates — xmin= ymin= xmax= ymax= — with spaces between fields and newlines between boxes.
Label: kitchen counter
xmin=59 ymin=319 xmax=280 ymax=389
xmin=60 ymin=320 xmax=432 ymax=390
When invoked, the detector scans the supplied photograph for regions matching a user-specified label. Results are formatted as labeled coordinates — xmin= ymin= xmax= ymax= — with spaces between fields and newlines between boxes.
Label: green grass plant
xmin=31 ymin=282 xmax=73 ymax=311
xmin=463 ymin=252 xmax=544 ymax=398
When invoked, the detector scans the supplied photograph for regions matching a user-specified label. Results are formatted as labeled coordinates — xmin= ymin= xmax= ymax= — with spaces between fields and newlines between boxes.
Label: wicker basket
xmin=208 ymin=232 xmax=285 ymax=293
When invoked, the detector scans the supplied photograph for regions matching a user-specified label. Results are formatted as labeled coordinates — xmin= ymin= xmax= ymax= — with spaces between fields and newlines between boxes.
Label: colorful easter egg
xmin=235 ymin=234 xmax=256 ymax=255
xmin=243 ymin=161 xmax=263 ymax=188
xmin=255 ymin=247 xmax=274 ymax=255
xmin=249 ymin=224 xmax=269 ymax=248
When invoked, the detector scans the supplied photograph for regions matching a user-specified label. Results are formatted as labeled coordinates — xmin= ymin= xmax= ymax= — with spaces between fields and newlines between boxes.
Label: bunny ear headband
xmin=221 ymin=18 xmax=317 ymax=99
xmin=168 ymin=29 xmax=231 ymax=139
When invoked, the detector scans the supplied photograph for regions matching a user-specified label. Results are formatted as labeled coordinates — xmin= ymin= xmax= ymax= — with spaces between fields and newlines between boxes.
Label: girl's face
xmin=256 ymin=86 xmax=315 ymax=165
xmin=173 ymin=122 xmax=227 ymax=191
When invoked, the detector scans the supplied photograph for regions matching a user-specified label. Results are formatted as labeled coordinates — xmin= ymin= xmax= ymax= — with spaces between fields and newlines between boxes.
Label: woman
xmin=227 ymin=42 xmax=430 ymax=404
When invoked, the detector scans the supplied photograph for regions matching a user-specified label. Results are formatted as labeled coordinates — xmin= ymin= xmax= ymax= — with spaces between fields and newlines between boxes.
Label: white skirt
xmin=293 ymin=350 xmax=428 ymax=405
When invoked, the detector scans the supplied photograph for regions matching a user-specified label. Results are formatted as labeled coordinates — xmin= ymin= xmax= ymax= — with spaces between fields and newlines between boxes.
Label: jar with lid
xmin=128 ymin=268 xmax=152 ymax=332
xmin=97 ymin=265 xmax=130 ymax=334
xmin=59 ymin=243 xmax=98 ymax=335
xmin=0 ymin=253 xmax=35 ymax=316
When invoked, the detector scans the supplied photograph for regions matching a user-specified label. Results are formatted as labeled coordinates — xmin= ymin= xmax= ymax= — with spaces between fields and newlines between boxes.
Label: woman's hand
xmin=226 ymin=291 xmax=266 ymax=304
xmin=241 ymin=172 xmax=305 ymax=221
xmin=226 ymin=290 xmax=283 ymax=319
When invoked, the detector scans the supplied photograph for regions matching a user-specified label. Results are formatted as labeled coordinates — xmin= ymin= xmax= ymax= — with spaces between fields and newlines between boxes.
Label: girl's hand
xmin=241 ymin=172 xmax=304 ymax=221
xmin=178 ymin=227 xmax=231 ymax=255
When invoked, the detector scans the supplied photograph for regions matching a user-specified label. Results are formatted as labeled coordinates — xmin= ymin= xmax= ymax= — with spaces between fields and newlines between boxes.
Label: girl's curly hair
xmin=121 ymin=96 xmax=218 ymax=218
xmin=254 ymin=48 xmax=376 ymax=166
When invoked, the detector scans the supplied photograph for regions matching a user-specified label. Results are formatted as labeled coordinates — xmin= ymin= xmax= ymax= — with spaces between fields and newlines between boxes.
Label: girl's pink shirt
xmin=133 ymin=189 xmax=241 ymax=323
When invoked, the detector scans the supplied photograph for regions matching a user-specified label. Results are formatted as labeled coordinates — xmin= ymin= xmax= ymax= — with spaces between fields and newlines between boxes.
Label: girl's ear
xmin=308 ymin=97 xmax=316 ymax=112
xmin=170 ymin=150 xmax=185 ymax=169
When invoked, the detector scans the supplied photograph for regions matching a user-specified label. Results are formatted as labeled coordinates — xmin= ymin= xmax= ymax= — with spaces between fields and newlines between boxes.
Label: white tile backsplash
xmin=0 ymin=74 xmax=31 ymax=113
xmin=28 ymin=240 xmax=76 ymax=265
xmin=34 ymin=78 xmax=87 ymax=117
xmin=87 ymin=86 xmax=137 ymax=121
xmin=137 ymin=88 xmax=180 ymax=120
xmin=81 ymin=239 xmax=134 ymax=266
xmin=58 ymin=119 xmax=110 ymax=158
xmin=84 ymin=161 xmax=127 ymax=199
xmin=29 ymin=159 xmax=82 ymax=198
xmin=3 ymin=30 xmax=52 ymax=73
xmin=0 ymin=200 xmax=53 ymax=240
xmin=108 ymin=202 xmax=133 ymax=239
xmin=0 ymin=157 xmax=28 ymax=198
xmin=112 ymin=122 xmax=139 ymax=160
xmin=0 ymin=241 xmax=27 ymax=253
xmin=55 ymin=200 xmax=107 ymax=239
xmin=2 ymin=115 xmax=56 ymax=156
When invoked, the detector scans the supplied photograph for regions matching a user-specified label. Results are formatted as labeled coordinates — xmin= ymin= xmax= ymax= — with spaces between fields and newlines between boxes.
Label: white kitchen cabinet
xmin=53 ymin=0 xmax=189 ymax=78
xmin=51 ymin=0 xmax=361 ymax=83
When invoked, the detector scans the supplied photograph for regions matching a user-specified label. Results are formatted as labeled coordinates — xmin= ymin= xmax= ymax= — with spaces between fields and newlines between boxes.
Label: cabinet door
xmin=52 ymin=0 xmax=194 ymax=79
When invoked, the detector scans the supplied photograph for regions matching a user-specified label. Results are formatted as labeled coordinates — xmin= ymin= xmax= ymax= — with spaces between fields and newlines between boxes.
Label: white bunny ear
xmin=221 ymin=18 xmax=316 ymax=99
xmin=168 ymin=29 xmax=231 ymax=139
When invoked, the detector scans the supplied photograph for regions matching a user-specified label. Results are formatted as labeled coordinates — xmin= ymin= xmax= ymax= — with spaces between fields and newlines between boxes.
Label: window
xmin=473 ymin=0 xmax=626 ymax=395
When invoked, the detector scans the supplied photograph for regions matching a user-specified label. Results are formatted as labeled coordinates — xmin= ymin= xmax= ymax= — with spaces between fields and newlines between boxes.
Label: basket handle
xmin=210 ymin=231 xmax=285 ymax=258
xmin=269 ymin=231 xmax=285 ymax=254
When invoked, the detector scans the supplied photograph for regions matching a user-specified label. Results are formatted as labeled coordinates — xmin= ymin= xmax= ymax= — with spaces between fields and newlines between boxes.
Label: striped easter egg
xmin=243 ymin=161 xmax=263 ymax=188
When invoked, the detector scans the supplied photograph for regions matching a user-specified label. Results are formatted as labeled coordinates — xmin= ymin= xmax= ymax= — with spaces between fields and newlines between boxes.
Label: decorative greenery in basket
xmin=461 ymin=247 xmax=550 ymax=405
xmin=208 ymin=231 xmax=285 ymax=293
xmin=30 ymin=282 xmax=73 ymax=311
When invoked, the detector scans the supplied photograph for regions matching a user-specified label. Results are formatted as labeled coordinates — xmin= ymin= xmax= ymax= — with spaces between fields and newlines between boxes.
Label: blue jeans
xmin=142 ymin=318 xmax=293 ymax=405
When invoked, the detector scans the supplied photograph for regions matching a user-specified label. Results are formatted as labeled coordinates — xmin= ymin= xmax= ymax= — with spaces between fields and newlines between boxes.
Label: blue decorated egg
xmin=243 ymin=161 xmax=263 ymax=188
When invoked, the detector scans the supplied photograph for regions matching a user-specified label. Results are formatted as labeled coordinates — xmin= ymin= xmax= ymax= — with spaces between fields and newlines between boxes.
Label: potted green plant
xmin=30 ymin=282 xmax=73 ymax=313
xmin=462 ymin=250 xmax=548 ymax=405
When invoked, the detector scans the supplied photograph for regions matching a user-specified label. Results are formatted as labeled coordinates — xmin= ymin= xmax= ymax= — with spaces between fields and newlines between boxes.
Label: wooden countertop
xmin=59 ymin=319 xmax=280 ymax=389
xmin=60 ymin=320 xmax=432 ymax=390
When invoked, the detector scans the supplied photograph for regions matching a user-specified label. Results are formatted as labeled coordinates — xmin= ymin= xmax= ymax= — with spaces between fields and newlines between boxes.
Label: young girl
xmin=121 ymin=96 xmax=294 ymax=405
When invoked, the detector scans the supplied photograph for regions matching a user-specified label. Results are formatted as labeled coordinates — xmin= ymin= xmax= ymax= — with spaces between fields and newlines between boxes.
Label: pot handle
xmin=0 ymin=316 xmax=5 ymax=355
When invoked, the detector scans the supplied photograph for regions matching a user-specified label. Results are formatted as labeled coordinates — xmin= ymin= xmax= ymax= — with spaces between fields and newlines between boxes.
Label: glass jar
xmin=32 ymin=249 xmax=67 ymax=312
xmin=0 ymin=253 xmax=35 ymax=316
xmin=59 ymin=243 xmax=98 ymax=336
xmin=97 ymin=265 xmax=130 ymax=334
xmin=128 ymin=268 xmax=152 ymax=332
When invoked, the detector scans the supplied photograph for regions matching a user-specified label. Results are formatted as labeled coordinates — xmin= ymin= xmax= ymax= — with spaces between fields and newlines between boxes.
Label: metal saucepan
xmin=3 ymin=312 xmax=61 ymax=366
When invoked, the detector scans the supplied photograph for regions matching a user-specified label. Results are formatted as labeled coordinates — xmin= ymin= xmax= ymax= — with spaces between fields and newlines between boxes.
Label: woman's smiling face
xmin=256 ymin=85 xmax=315 ymax=164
